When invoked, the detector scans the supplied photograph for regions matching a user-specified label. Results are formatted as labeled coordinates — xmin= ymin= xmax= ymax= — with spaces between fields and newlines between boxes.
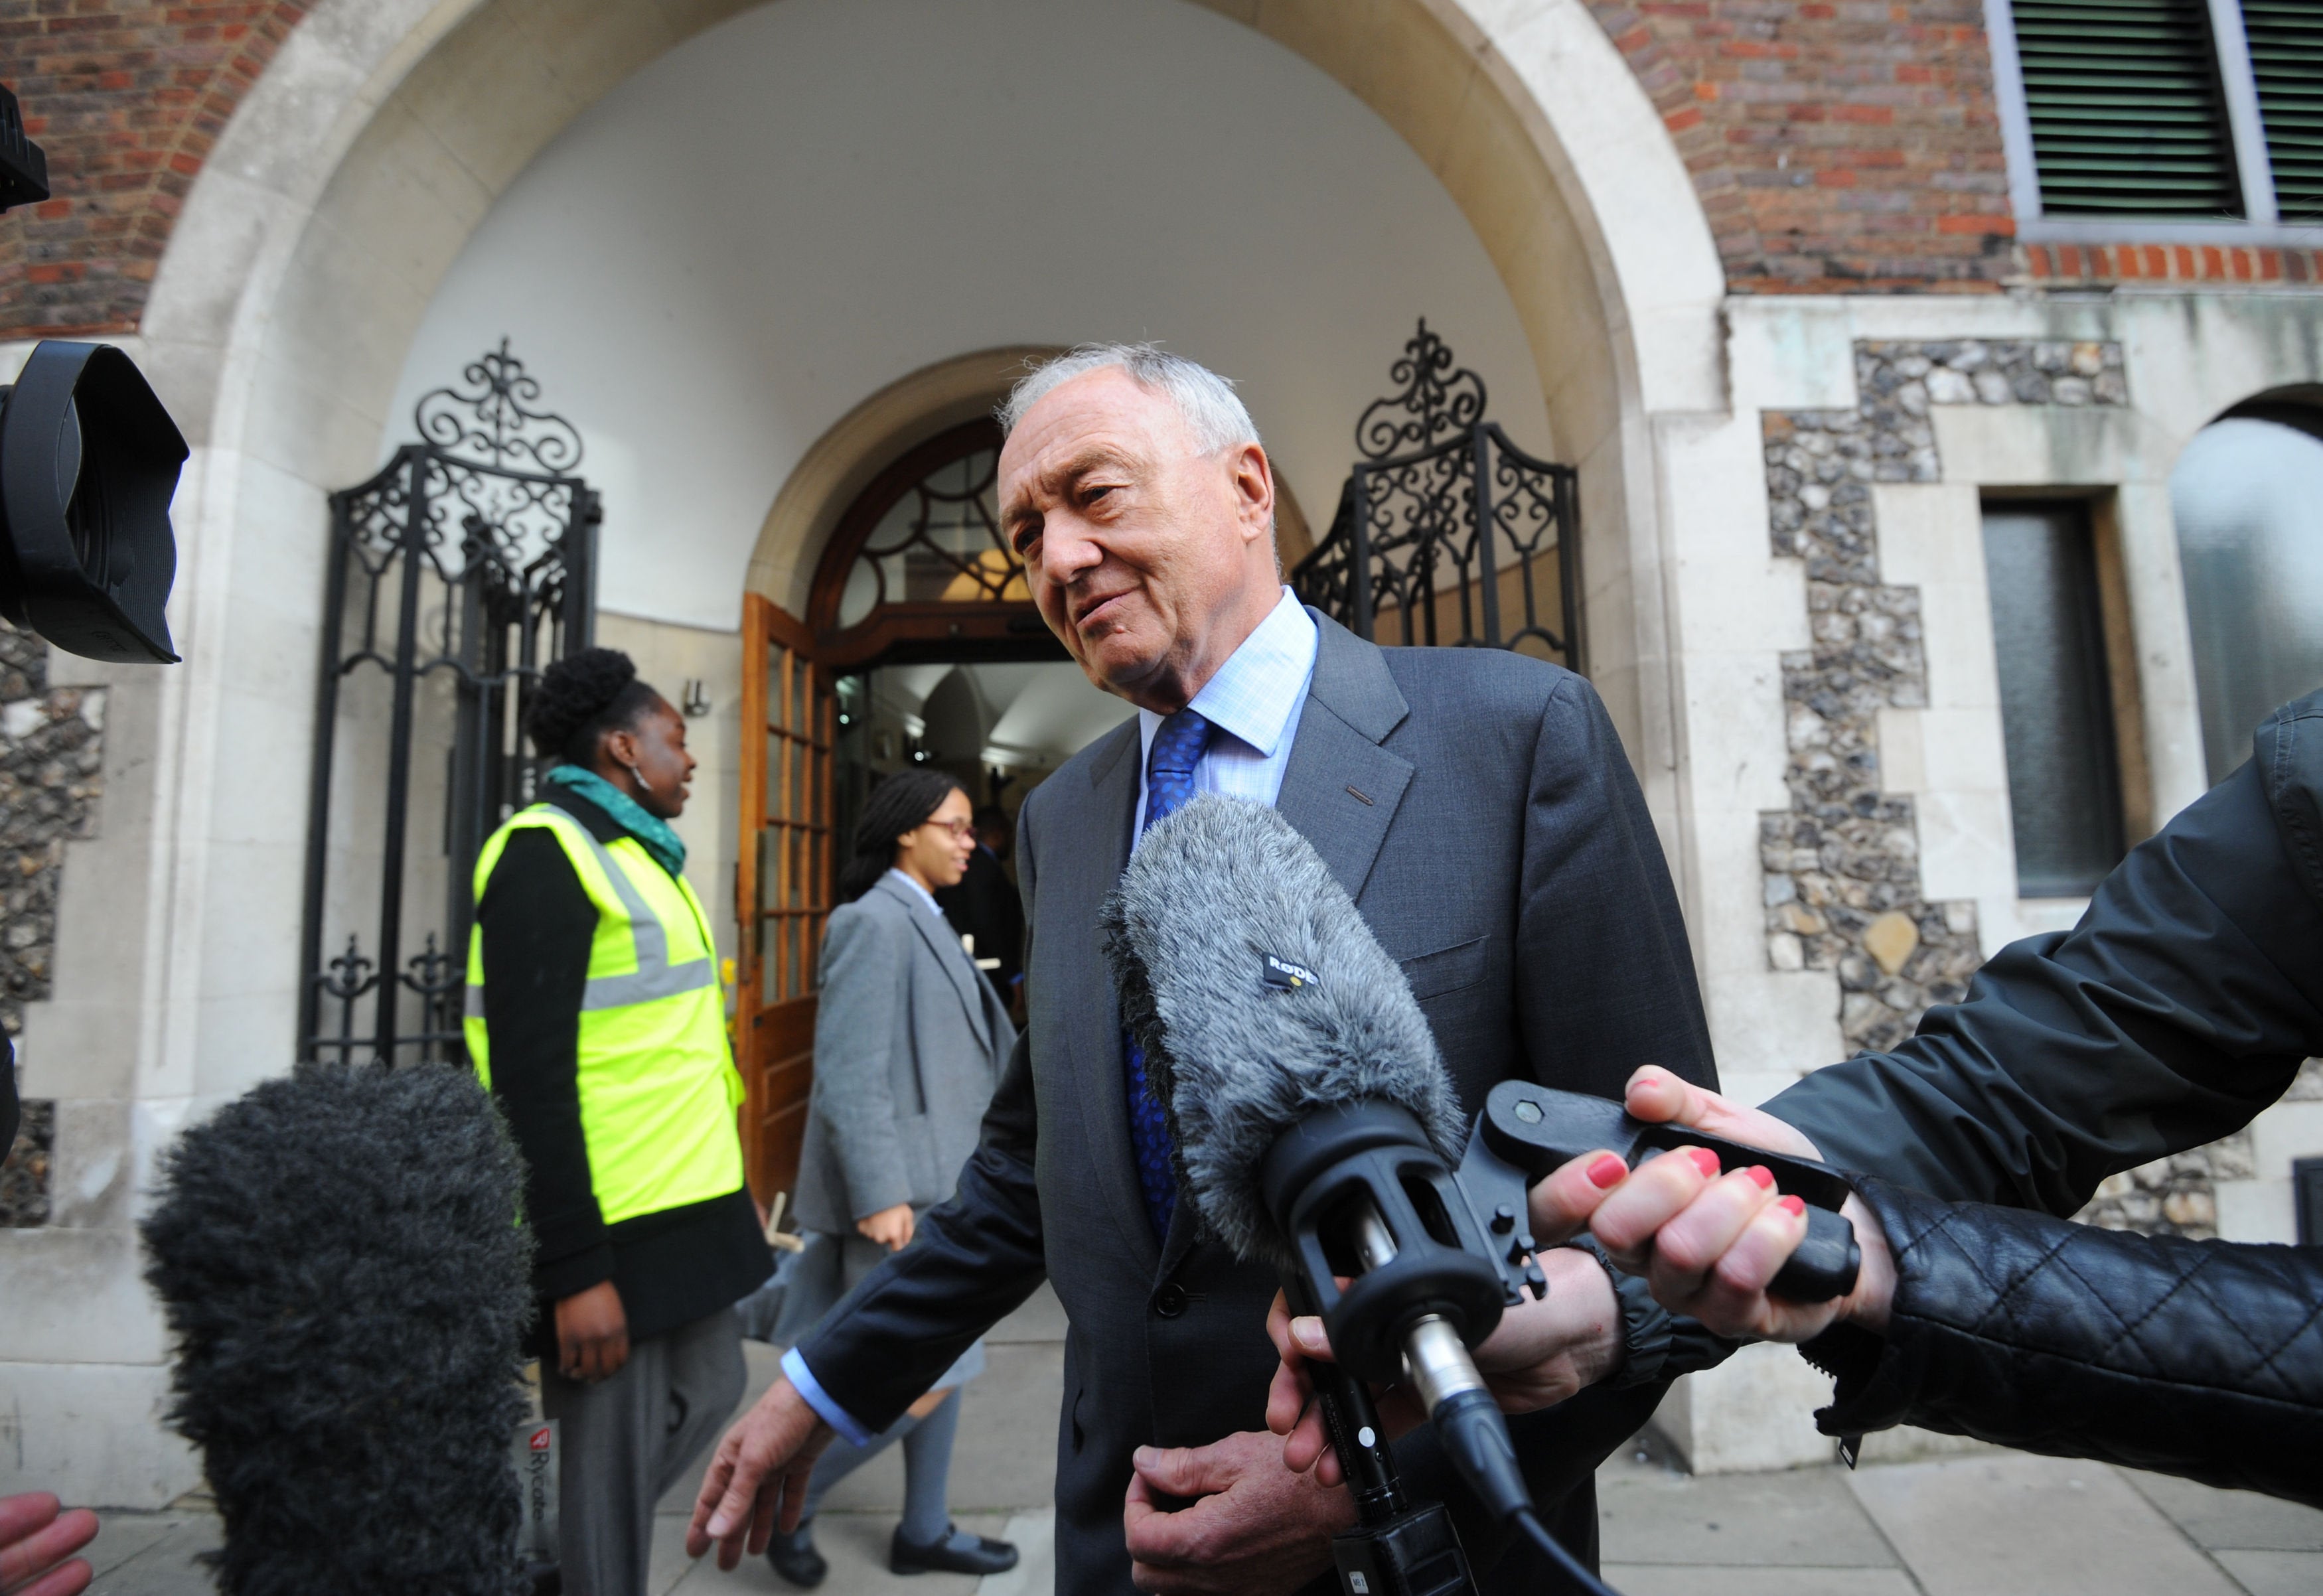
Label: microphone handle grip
xmin=1307 ymin=1358 xmax=1407 ymax=1525
xmin=1282 ymin=1271 xmax=1405 ymax=1522
xmin=1770 ymin=1204 xmax=1862 ymax=1301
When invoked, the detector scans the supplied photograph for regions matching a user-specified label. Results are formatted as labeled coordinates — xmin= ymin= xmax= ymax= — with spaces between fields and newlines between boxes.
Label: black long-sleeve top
xmin=475 ymin=786 xmax=767 ymax=1350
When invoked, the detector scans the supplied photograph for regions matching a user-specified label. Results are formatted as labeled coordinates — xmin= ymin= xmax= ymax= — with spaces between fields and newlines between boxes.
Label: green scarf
xmin=542 ymin=764 xmax=687 ymax=877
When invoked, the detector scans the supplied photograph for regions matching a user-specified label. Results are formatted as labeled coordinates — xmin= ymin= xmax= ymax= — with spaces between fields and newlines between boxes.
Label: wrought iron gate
xmin=299 ymin=342 xmax=599 ymax=1064
xmin=1292 ymin=321 xmax=1582 ymax=668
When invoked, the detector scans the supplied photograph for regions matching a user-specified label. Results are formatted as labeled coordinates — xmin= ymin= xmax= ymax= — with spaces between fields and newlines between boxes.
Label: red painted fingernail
xmin=1779 ymin=1195 xmax=1806 ymax=1216
xmin=1686 ymin=1147 xmax=1721 ymax=1178
xmin=1746 ymin=1165 xmax=1775 ymax=1189
xmin=1588 ymin=1154 xmax=1628 ymax=1189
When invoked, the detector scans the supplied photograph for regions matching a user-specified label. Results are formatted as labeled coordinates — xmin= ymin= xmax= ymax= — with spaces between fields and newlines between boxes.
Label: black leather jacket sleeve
xmin=1803 ymin=1177 xmax=2323 ymax=1507
xmin=1767 ymin=721 xmax=2323 ymax=1214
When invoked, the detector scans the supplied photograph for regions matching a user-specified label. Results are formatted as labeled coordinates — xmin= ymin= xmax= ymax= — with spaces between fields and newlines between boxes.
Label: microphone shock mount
xmin=1260 ymin=1084 xmax=1864 ymax=1596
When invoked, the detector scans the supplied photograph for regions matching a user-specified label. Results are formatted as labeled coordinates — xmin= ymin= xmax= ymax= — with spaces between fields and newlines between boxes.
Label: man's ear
xmin=1229 ymin=443 xmax=1274 ymax=545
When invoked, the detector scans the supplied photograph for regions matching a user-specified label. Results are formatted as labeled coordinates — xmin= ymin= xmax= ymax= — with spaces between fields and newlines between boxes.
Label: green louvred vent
xmin=2012 ymin=0 xmax=2243 ymax=216
xmin=2243 ymin=1 xmax=2323 ymax=222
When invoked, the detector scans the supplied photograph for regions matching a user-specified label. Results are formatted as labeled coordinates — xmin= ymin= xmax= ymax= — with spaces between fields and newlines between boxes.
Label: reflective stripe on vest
xmin=463 ymin=802 xmax=744 ymax=1229
xmin=461 ymin=817 xmax=716 ymax=1019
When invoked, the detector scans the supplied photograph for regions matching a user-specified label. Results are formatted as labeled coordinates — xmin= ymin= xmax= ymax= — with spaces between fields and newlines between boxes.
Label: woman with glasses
xmin=767 ymin=770 xmax=1020 ymax=1586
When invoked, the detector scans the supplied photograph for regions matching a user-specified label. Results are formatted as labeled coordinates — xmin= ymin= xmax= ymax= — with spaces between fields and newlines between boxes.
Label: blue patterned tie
xmin=1125 ymin=708 xmax=1214 ymax=1242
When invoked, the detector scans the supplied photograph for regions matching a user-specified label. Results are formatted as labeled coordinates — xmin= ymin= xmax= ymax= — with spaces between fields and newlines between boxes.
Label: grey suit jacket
xmin=793 ymin=873 xmax=1017 ymax=1234
xmin=800 ymin=615 xmax=1717 ymax=1593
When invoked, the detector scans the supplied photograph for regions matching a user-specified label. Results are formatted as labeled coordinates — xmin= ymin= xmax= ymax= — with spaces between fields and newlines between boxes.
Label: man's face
xmin=998 ymin=368 xmax=1276 ymax=709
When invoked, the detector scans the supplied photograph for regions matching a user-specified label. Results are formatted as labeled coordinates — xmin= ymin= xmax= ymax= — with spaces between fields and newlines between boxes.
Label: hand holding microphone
xmin=1527 ymin=1066 xmax=1897 ymax=1344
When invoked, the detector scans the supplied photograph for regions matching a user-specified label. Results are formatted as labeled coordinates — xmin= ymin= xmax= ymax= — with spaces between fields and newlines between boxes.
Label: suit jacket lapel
xmin=1059 ymin=720 xmax=1161 ymax=1275
xmin=1275 ymin=614 xmax=1414 ymax=905
xmin=880 ymin=876 xmax=991 ymax=1049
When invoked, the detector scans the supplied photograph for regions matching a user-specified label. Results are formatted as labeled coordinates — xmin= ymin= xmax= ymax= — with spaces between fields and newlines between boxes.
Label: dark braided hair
xmin=524 ymin=647 xmax=664 ymax=766
xmin=838 ymin=768 xmax=964 ymax=903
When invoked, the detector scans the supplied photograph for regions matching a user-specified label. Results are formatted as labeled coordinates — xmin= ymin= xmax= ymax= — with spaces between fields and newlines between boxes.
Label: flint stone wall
xmin=1758 ymin=340 xmax=2239 ymax=1238
xmin=0 ymin=620 xmax=106 ymax=1228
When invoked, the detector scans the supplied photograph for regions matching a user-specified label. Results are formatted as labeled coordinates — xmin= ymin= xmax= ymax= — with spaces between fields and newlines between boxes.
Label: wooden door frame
xmin=735 ymin=593 xmax=832 ymax=1206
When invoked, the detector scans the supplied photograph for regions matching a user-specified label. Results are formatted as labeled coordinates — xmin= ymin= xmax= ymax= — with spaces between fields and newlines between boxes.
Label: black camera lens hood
xmin=0 ymin=340 xmax=185 ymax=663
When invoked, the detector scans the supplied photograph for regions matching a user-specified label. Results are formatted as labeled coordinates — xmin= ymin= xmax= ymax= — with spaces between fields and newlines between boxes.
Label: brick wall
xmin=4 ymin=5 xmax=2318 ymax=348
xmin=1587 ymin=0 xmax=2017 ymax=293
xmin=0 ymin=0 xmax=2024 ymax=332
xmin=0 ymin=1 xmax=309 ymax=340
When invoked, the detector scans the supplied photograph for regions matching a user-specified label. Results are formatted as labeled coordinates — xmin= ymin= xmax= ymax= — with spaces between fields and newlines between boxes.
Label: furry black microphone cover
xmin=141 ymin=1060 xmax=534 ymax=1596
xmin=1100 ymin=795 xmax=1465 ymax=1271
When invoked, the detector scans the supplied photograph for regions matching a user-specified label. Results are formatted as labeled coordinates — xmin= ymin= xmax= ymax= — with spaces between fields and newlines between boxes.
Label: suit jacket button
xmin=1154 ymin=1282 xmax=1188 ymax=1317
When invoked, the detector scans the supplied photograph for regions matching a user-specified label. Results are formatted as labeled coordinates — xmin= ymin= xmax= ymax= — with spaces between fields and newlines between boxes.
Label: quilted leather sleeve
xmin=1808 ymin=1179 xmax=2323 ymax=1507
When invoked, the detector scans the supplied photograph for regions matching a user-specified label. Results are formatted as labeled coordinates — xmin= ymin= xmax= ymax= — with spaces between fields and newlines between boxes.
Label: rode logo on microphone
xmin=1261 ymin=953 xmax=1320 ymax=991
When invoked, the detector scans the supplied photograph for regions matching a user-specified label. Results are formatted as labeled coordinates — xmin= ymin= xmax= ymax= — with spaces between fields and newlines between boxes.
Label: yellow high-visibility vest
xmin=465 ymin=804 xmax=745 ymax=1227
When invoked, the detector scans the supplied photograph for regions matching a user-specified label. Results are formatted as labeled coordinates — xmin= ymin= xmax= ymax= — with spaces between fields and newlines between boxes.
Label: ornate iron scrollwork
xmin=1293 ymin=321 xmax=1582 ymax=666
xmin=301 ymin=342 xmax=599 ymax=1066
xmin=1353 ymin=318 xmax=1488 ymax=461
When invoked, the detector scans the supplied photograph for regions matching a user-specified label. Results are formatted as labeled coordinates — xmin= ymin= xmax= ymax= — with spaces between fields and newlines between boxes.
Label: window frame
xmin=1979 ymin=493 xmax=2139 ymax=902
xmin=1985 ymin=0 xmax=2323 ymax=245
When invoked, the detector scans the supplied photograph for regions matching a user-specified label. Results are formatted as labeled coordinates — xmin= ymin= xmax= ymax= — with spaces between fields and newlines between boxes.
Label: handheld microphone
xmin=141 ymin=1060 xmax=536 ymax=1596
xmin=1101 ymin=797 xmax=1859 ymax=1596
xmin=1101 ymin=797 xmax=1526 ymax=1486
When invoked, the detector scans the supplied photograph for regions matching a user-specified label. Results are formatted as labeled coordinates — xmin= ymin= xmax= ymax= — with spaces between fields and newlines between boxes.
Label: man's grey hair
xmin=999 ymin=343 xmax=1262 ymax=455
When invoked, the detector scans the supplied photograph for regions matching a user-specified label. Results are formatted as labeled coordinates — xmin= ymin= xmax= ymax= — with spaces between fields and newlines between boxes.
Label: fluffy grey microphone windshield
xmin=1100 ymin=794 xmax=1464 ymax=1271
xmin=141 ymin=1060 xmax=533 ymax=1596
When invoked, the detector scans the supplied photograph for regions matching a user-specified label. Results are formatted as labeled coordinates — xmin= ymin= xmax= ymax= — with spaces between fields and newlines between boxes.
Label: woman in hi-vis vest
xmin=467 ymin=648 xmax=770 ymax=1596
xmin=764 ymin=770 xmax=1020 ymax=1587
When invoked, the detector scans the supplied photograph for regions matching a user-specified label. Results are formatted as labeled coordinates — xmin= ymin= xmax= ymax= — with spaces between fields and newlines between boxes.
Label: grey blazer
xmin=799 ymin=616 xmax=1718 ymax=1593
xmin=792 ymin=873 xmax=1017 ymax=1234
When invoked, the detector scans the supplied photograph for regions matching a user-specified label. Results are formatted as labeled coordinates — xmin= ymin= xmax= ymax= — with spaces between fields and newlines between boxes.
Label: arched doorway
xmin=736 ymin=415 xmax=1152 ymax=1202
xmin=127 ymin=0 xmax=1723 ymax=1113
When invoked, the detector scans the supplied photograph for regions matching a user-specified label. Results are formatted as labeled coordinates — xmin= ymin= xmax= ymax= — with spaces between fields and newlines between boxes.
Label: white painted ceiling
xmin=382 ymin=0 xmax=1550 ymax=632
xmin=876 ymin=660 xmax=1135 ymax=767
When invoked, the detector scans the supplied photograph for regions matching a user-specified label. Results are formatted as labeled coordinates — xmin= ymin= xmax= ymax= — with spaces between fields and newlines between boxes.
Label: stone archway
xmin=124 ymin=0 xmax=1722 ymax=1094
xmin=16 ymin=0 xmax=1728 ymax=1506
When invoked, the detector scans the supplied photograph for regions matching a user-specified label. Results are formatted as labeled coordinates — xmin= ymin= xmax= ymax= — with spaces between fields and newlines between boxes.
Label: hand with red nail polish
xmin=1519 ymin=1068 xmax=1897 ymax=1348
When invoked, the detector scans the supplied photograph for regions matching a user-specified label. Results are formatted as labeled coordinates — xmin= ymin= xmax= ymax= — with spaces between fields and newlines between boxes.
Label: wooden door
xmin=735 ymin=595 xmax=834 ymax=1207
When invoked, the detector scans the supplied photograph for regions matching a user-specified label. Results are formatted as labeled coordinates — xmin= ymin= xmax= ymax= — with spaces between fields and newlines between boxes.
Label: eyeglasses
xmin=921 ymin=818 xmax=975 ymax=839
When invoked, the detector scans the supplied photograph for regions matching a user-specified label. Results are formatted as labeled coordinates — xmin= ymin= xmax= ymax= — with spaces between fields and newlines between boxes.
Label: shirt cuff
xmin=781 ymin=1345 xmax=876 ymax=1447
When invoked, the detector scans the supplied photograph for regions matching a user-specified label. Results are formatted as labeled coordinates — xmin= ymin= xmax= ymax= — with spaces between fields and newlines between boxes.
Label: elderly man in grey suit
xmin=690 ymin=345 xmax=1722 ymax=1593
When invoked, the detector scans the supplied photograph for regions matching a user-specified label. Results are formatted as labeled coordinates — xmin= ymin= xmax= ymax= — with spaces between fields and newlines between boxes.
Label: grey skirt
xmin=750 ymin=1228 xmax=985 ymax=1393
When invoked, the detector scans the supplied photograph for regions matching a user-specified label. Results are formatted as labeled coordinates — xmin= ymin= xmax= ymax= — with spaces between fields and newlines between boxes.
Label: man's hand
xmin=1528 ymin=1065 xmax=1896 ymax=1342
xmin=1264 ymin=1249 xmax=1623 ymax=1486
xmin=1122 ymin=1429 xmax=1353 ymax=1593
xmin=856 ymin=1202 xmax=916 ymax=1252
xmin=1 ymin=1492 xmax=98 ymax=1596
xmin=686 ymin=1377 xmax=838 ymax=1569
xmin=554 ymin=1279 xmax=630 ymax=1384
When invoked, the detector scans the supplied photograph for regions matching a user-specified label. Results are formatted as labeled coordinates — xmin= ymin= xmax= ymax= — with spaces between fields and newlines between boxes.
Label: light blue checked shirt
xmin=1130 ymin=588 xmax=1318 ymax=841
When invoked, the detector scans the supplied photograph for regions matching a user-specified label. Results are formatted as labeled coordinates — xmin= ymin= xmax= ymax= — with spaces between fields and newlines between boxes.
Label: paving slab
xmin=2117 ymin=1469 xmax=2323 ymax=1551
xmin=2212 ymin=1548 xmax=2323 ymax=1595
xmin=84 ymin=1516 xmax=221 ymax=1595
xmin=1602 ymin=1567 xmax=1921 ymax=1596
xmin=819 ymin=1341 xmax=1062 ymax=1516
xmin=1598 ymin=1461 xmax=1896 ymax=1567
xmin=1846 ymin=1453 xmax=2245 ymax=1596
xmin=78 ymin=1513 xmax=206 ymax=1583
xmin=972 ymin=1512 xmax=1056 ymax=1596
xmin=649 ymin=1508 xmax=1017 ymax=1594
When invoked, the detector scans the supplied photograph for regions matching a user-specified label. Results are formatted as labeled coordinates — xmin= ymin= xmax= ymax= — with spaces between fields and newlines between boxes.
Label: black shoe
xmin=766 ymin=1520 xmax=828 ymax=1589
xmin=889 ymin=1524 xmax=1020 ymax=1577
